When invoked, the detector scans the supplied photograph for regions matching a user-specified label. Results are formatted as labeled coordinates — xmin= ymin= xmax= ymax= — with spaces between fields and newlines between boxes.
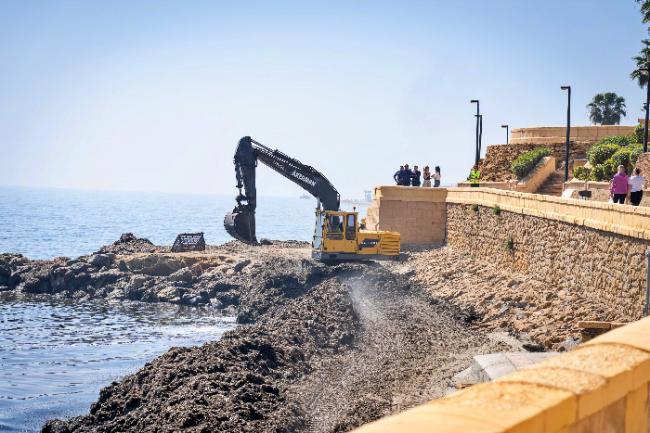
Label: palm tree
xmin=587 ymin=93 xmax=627 ymax=125
xmin=637 ymin=0 xmax=650 ymax=23
xmin=631 ymin=39 xmax=650 ymax=88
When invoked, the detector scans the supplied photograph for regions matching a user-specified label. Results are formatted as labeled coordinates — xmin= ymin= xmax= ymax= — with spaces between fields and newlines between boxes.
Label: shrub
xmin=587 ymin=142 xmax=620 ymax=165
xmin=636 ymin=123 xmax=645 ymax=144
xmin=511 ymin=147 xmax=551 ymax=179
xmin=598 ymin=135 xmax=635 ymax=147
xmin=590 ymin=161 xmax=616 ymax=181
xmin=493 ymin=205 xmax=501 ymax=215
xmin=573 ymin=166 xmax=591 ymax=181
xmin=505 ymin=237 xmax=514 ymax=251
xmin=470 ymin=204 xmax=479 ymax=212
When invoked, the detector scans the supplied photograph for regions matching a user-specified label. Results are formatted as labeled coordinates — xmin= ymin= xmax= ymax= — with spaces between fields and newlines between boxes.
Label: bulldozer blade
xmin=224 ymin=209 xmax=257 ymax=244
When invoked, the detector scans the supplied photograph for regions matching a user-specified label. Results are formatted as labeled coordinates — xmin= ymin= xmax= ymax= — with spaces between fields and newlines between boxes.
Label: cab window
xmin=326 ymin=215 xmax=343 ymax=239
xmin=345 ymin=214 xmax=356 ymax=240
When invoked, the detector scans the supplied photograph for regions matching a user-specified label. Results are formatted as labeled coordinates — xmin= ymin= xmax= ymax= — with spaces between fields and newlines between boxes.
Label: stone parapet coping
xmin=445 ymin=187 xmax=650 ymax=240
xmin=351 ymin=316 xmax=650 ymax=433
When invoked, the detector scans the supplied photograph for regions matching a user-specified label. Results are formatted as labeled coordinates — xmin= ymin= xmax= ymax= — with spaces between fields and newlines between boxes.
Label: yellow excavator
xmin=223 ymin=136 xmax=400 ymax=261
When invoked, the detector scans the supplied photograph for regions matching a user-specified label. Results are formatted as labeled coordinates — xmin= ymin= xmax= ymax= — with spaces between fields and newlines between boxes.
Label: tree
xmin=637 ymin=0 xmax=650 ymax=23
xmin=586 ymin=93 xmax=627 ymax=125
xmin=631 ymin=39 xmax=650 ymax=88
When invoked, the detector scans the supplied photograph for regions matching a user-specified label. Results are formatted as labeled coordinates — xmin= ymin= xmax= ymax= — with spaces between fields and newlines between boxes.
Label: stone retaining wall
xmin=446 ymin=202 xmax=647 ymax=318
xmin=479 ymin=142 xmax=589 ymax=182
xmin=352 ymin=316 xmax=650 ymax=433
xmin=511 ymin=125 xmax=635 ymax=145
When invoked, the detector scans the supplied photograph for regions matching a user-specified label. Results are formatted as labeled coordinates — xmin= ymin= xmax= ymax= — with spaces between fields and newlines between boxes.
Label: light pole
xmin=471 ymin=100 xmax=480 ymax=167
xmin=501 ymin=124 xmax=509 ymax=145
xmin=478 ymin=114 xmax=483 ymax=157
xmin=643 ymin=56 xmax=650 ymax=153
xmin=561 ymin=86 xmax=571 ymax=182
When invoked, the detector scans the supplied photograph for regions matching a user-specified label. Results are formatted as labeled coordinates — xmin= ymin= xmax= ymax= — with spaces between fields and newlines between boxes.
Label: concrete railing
xmin=352 ymin=316 xmax=650 ymax=433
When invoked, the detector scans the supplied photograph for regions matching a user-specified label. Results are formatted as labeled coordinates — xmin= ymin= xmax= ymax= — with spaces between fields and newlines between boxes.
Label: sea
xmin=0 ymin=186 xmax=368 ymax=432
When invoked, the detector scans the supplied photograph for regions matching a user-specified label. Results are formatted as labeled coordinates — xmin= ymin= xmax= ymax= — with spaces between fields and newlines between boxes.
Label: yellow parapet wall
xmin=447 ymin=187 xmax=650 ymax=240
xmin=351 ymin=316 xmax=650 ymax=433
xmin=366 ymin=186 xmax=650 ymax=244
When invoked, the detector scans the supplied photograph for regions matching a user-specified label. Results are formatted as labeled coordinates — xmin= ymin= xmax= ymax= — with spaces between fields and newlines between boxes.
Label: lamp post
xmin=643 ymin=56 xmax=650 ymax=153
xmin=471 ymin=100 xmax=480 ymax=167
xmin=478 ymin=114 xmax=483 ymax=157
xmin=501 ymin=124 xmax=509 ymax=145
xmin=561 ymin=86 xmax=571 ymax=182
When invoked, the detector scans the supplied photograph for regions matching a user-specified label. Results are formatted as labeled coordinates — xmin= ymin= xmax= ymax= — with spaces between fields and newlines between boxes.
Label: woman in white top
xmin=433 ymin=166 xmax=441 ymax=187
xmin=628 ymin=168 xmax=645 ymax=206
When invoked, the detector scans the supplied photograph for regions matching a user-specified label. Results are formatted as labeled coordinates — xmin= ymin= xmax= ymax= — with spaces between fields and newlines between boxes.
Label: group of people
xmin=393 ymin=164 xmax=441 ymax=187
xmin=610 ymin=165 xmax=646 ymax=206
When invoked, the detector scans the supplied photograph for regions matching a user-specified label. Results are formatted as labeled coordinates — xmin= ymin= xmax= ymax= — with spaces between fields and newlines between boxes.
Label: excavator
xmin=223 ymin=136 xmax=400 ymax=261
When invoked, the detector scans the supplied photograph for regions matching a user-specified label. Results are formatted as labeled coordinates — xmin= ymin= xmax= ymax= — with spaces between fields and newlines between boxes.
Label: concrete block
xmin=625 ymin=384 xmax=648 ymax=433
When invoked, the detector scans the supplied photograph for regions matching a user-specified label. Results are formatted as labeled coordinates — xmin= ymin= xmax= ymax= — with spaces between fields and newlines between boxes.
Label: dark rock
xmin=233 ymin=259 xmax=252 ymax=273
xmin=89 ymin=254 xmax=115 ymax=269
xmin=169 ymin=268 xmax=193 ymax=284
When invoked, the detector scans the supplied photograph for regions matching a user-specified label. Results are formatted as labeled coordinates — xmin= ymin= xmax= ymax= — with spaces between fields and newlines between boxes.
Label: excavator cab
xmin=312 ymin=210 xmax=400 ymax=261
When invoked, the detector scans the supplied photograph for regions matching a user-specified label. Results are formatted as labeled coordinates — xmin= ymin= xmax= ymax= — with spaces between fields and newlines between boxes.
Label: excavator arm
xmin=224 ymin=136 xmax=340 ymax=244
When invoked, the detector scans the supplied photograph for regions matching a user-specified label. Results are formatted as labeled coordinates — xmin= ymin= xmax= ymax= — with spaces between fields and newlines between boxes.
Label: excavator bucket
xmin=224 ymin=208 xmax=257 ymax=244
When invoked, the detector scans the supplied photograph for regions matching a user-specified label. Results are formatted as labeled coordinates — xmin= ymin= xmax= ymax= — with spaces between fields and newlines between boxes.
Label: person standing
xmin=411 ymin=165 xmax=422 ymax=187
xmin=610 ymin=165 xmax=629 ymax=204
xmin=393 ymin=166 xmax=404 ymax=185
xmin=401 ymin=164 xmax=413 ymax=186
xmin=433 ymin=166 xmax=441 ymax=187
xmin=422 ymin=166 xmax=432 ymax=187
xmin=628 ymin=167 xmax=645 ymax=206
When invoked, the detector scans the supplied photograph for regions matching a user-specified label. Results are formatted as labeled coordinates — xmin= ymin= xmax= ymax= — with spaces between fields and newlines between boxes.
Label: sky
xmin=1 ymin=0 xmax=649 ymax=199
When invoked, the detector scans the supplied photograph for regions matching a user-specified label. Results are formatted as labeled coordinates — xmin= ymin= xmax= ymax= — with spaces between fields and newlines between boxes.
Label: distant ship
xmin=299 ymin=194 xmax=310 ymax=199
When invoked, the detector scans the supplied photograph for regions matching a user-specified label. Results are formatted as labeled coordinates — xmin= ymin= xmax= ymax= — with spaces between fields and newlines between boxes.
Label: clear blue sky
xmin=1 ymin=0 xmax=647 ymax=198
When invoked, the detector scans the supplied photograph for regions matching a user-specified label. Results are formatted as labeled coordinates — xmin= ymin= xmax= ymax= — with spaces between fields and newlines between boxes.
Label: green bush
xmin=493 ymin=205 xmax=501 ymax=215
xmin=511 ymin=147 xmax=551 ymax=179
xmin=635 ymin=123 xmax=645 ymax=144
xmin=573 ymin=166 xmax=591 ymax=181
xmin=590 ymin=161 xmax=617 ymax=181
xmin=598 ymin=135 xmax=635 ymax=147
xmin=587 ymin=142 xmax=620 ymax=165
xmin=470 ymin=204 xmax=479 ymax=212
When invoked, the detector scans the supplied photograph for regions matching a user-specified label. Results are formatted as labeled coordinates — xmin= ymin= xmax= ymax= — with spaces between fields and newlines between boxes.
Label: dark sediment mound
xmin=98 ymin=233 xmax=159 ymax=255
xmin=42 ymin=261 xmax=359 ymax=433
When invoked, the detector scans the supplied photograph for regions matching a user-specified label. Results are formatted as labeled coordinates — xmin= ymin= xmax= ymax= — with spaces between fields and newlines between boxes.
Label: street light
xmin=501 ymin=124 xmax=509 ymax=145
xmin=471 ymin=100 xmax=480 ymax=167
xmin=644 ymin=56 xmax=650 ymax=152
xmin=561 ymin=86 xmax=571 ymax=182
xmin=478 ymin=114 xmax=483 ymax=157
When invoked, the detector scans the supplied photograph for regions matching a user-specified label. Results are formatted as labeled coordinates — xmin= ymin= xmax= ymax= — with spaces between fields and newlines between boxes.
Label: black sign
xmin=172 ymin=232 xmax=206 ymax=252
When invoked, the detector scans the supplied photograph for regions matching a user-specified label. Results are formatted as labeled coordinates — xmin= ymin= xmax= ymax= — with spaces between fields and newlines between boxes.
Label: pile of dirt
xmin=27 ymin=239 xmax=510 ymax=433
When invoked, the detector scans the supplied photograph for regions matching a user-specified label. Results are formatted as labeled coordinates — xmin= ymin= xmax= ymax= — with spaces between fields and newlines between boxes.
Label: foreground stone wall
xmin=446 ymin=202 xmax=647 ymax=318
xmin=353 ymin=316 xmax=650 ymax=433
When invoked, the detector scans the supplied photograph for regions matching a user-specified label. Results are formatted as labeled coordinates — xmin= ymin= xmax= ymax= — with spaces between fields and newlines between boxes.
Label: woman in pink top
xmin=610 ymin=165 xmax=629 ymax=204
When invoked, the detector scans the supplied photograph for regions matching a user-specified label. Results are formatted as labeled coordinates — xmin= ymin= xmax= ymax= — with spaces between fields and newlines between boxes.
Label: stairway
xmin=536 ymin=170 xmax=566 ymax=196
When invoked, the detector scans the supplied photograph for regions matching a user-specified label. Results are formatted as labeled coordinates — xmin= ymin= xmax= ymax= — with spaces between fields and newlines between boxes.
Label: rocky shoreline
xmin=3 ymin=234 xmax=630 ymax=432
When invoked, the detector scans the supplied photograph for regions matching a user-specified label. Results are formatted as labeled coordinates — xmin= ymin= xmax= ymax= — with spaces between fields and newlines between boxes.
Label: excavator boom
xmin=224 ymin=136 xmax=340 ymax=243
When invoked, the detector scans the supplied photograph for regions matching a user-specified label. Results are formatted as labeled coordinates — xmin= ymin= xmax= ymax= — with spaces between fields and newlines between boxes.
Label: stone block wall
xmin=479 ymin=142 xmax=590 ymax=182
xmin=352 ymin=317 xmax=650 ymax=433
xmin=446 ymin=203 xmax=647 ymax=318
xmin=510 ymin=125 xmax=635 ymax=145
xmin=365 ymin=186 xmax=447 ymax=246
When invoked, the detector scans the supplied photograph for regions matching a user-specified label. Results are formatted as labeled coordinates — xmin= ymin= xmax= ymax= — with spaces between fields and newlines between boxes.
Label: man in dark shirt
xmin=393 ymin=166 xmax=404 ymax=185
xmin=411 ymin=165 xmax=421 ymax=187
xmin=400 ymin=164 xmax=413 ymax=186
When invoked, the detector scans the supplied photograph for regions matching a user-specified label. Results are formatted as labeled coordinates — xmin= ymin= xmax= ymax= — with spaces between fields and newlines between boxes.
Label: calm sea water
xmin=0 ymin=296 xmax=235 ymax=432
xmin=0 ymin=186 xmax=367 ymax=259
xmin=0 ymin=186 xmax=367 ymax=432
